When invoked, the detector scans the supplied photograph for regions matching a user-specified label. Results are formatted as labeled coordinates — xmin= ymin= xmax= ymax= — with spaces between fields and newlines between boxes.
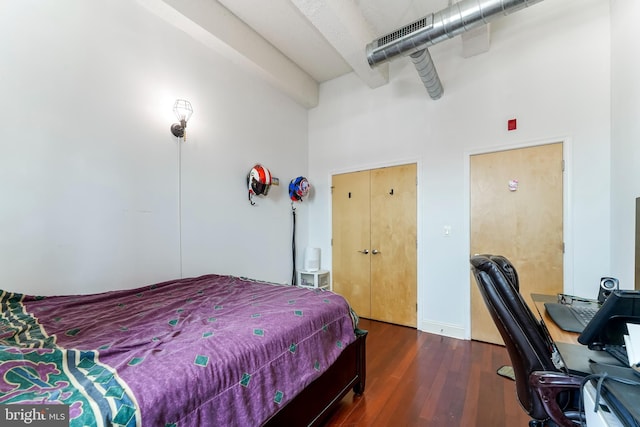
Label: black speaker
xmin=597 ymin=277 xmax=619 ymax=303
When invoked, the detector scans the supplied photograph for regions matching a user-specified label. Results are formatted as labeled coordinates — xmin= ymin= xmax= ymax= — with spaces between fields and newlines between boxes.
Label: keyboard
xmin=544 ymin=302 xmax=599 ymax=333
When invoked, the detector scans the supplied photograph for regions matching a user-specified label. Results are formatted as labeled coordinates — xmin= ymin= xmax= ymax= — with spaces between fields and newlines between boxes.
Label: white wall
xmin=307 ymin=0 xmax=611 ymax=338
xmin=610 ymin=0 xmax=640 ymax=287
xmin=0 ymin=1 xmax=308 ymax=295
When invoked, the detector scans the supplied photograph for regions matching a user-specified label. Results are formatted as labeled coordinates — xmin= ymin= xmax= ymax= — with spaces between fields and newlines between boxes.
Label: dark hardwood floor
xmin=324 ymin=318 xmax=532 ymax=426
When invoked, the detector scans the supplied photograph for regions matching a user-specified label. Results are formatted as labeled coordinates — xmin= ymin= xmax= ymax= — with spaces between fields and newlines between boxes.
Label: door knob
xmin=372 ymin=249 xmax=380 ymax=255
xmin=358 ymin=249 xmax=369 ymax=254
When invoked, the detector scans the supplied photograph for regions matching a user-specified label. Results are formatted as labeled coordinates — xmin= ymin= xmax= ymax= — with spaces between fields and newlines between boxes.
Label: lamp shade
xmin=173 ymin=99 xmax=193 ymax=123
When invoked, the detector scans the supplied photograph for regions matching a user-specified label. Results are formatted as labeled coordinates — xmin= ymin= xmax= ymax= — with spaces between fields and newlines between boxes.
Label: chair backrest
xmin=475 ymin=254 xmax=520 ymax=291
xmin=470 ymin=254 xmax=562 ymax=420
xmin=489 ymin=255 xmax=520 ymax=291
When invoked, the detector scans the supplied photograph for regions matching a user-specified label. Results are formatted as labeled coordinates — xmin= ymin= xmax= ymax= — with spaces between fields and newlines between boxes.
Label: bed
xmin=0 ymin=274 xmax=366 ymax=426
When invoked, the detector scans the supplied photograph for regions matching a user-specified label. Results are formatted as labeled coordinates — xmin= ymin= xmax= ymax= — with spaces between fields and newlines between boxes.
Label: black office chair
xmin=470 ymin=254 xmax=584 ymax=427
xmin=486 ymin=254 xmax=552 ymax=342
xmin=489 ymin=254 xmax=520 ymax=290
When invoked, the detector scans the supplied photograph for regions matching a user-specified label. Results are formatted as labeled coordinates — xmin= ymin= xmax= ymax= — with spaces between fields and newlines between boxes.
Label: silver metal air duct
xmin=366 ymin=0 xmax=544 ymax=99
xmin=410 ymin=49 xmax=443 ymax=100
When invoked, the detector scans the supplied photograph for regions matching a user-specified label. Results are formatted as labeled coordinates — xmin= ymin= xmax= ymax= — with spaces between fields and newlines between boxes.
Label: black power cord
xmin=291 ymin=205 xmax=297 ymax=286
xmin=579 ymin=372 xmax=640 ymax=427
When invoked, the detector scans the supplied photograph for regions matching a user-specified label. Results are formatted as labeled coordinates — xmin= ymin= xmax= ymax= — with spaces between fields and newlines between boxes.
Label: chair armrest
xmin=529 ymin=371 xmax=584 ymax=427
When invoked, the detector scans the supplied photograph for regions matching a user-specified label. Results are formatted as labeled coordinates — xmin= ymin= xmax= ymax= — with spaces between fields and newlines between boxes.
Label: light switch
xmin=444 ymin=225 xmax=452 ymax=236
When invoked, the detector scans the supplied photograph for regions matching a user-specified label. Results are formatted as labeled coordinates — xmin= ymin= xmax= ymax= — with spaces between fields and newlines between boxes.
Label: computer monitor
xmin=577 ymin=290 xmax=640 ymax=350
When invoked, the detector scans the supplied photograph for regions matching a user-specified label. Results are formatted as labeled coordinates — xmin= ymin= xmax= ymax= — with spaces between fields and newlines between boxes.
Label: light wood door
xmin=470 ymin=143 xmax=564 ymax=344
xmin=332 ymin=164 xmax=417 ymax=327
xmin=370 ymin=164 xmax=417 ymax=327
xmin=332 ymin=170 xmax=372 ymax=318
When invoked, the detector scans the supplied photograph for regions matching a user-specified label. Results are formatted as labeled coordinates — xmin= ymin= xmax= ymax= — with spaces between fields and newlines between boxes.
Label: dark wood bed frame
xmin=264 ymin=328 xmax=367 ymax=426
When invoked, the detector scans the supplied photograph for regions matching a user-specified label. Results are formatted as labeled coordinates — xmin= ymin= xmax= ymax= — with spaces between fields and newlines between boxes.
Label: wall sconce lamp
xmin=170 ymin=99 xmax=193 ymax=140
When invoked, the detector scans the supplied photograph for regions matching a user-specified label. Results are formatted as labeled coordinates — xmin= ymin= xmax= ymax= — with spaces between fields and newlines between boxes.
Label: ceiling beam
xmin=290 ymin=0 xmax=389 ymax=89
xmin=137 ymin=0 xmax=319 ymax=108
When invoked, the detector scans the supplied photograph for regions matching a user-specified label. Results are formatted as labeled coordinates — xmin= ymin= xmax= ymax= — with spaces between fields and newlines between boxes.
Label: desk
xmin=531 ymin=293 xmax=622 ymax=371
xmin=531 ymin=293 xmax=579 ymax=344
xmin=531 ymin=294 xmax=636 ymax=427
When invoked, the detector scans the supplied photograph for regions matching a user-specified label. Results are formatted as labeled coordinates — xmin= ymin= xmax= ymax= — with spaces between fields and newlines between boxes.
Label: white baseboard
xmin=419 ymin=319 xmax=467 ymax=340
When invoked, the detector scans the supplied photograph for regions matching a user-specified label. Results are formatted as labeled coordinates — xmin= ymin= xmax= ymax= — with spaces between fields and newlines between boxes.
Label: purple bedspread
xmin=0 ymin=275 xmax=358 ymax=426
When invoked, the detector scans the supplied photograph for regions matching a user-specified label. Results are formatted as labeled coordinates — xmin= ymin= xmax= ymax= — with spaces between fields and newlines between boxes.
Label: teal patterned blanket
xmin=0 ymin=275 xmax=357 ymax=426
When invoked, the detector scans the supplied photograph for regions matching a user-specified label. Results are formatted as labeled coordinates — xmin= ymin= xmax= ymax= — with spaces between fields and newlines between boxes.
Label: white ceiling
xmin=142 ymin=0 xmax=466 ymax=107
xmin=216 ymin=0 xmax=449 ymax=82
